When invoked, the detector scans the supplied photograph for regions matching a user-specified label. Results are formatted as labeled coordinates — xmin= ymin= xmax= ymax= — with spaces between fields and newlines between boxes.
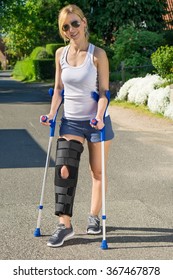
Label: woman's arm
xmin=93 ymin=47 xmax=109 ymax=129
xmin=45 ymin=47 xmax=64 ymax=122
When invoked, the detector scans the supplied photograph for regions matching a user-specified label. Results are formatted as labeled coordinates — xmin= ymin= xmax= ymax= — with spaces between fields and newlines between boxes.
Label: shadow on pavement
xmin=49 ymin=226 xmax=173 ymax=249
xmin=0 ymin=78 xmax=53 ymax=104
xmin=0 ymin=129 xmax=54 ymax=168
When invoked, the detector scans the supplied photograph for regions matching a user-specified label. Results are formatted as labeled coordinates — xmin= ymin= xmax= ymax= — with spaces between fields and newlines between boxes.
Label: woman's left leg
xmin=87 ymin=140 xmax=112 ymax=216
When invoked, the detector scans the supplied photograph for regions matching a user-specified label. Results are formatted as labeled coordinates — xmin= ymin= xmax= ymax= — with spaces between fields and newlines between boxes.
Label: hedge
xmin=13 ymin=58 xmax=36 ymax=81
xmin=33 ymin=59 xmax=55 ymax=80
xmin=46 ymin=43 xmax=64 ymax=58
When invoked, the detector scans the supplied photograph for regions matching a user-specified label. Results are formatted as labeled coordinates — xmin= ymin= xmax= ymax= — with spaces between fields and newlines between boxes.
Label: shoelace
xmin=89 ymin=216 xmax=99 ymax=226
xmin=52 ymin=225 xmax=65 ymax=237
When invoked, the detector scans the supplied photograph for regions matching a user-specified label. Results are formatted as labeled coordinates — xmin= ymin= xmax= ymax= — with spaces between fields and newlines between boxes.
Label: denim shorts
xmin=59 ymin=115 xmax=115 ymax=143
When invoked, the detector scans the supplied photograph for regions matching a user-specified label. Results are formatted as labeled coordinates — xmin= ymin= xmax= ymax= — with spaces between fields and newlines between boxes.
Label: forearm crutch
xmin=90 ymin=90 xmax=110 ymax=250
xmin=34 ymin=88 xmax=64 ymax=237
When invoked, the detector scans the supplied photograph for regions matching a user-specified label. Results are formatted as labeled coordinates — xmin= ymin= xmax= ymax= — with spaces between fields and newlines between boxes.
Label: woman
xmin=41 ymin=4 xmax=114 ymax=247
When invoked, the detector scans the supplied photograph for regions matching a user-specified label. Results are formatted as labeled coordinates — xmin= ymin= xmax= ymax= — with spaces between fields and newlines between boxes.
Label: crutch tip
xmin=34 ymin=228 xmax=41 ymax=237
xmin=100 ymin=240 xmax=108 ymax=250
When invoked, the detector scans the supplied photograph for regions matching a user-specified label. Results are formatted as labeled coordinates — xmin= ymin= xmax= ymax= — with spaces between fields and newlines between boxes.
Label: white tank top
xmin=60 ymin=43 xmax=99 ymax=120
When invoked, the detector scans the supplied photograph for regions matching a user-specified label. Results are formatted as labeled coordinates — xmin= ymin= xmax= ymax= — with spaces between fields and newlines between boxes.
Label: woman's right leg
xmin=47 ymin=134 xmax=84 ymax=247
xmin=55 ymin=134 xmax=84 ymax=228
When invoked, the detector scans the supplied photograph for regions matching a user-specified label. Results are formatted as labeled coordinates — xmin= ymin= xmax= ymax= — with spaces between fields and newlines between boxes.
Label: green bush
xmin=30 ymin=47 xmax=48 ymax=59
xmin=33 ymin=59 xmax=55 ymax=80
xmin=112 ymin=25 xmax=165 ymax=70
xmin=46 ymin=43 xmax=64 ymax=58
xmin=12 ymin=58 xmax=36 ymax=81
xmin=151 ymin=45 xmax=173 ymax=80
xmin=163 ymin=30 xmax=173 ymax=46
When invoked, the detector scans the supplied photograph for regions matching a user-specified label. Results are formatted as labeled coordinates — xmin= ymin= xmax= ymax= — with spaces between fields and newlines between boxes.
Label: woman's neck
xmin=69 ymin=38 xmax=89 ymax=52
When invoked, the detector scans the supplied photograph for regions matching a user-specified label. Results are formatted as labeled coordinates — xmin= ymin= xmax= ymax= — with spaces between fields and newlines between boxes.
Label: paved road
xmin=0 ymin=71 xmax=173 ymax=260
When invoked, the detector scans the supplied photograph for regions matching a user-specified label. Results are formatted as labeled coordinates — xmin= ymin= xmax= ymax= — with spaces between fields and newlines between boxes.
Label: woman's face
xmin=61 ymin=13 xmax=87 ymax=42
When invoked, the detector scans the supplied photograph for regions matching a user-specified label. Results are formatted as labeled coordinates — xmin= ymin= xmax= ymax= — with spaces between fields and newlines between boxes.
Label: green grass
xmin=110 ymin=99 xmax=167 ymax=119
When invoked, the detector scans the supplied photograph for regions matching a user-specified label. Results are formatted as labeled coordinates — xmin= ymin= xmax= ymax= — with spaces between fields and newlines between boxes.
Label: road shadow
xmin=0 ymin=129 xmax=55 ymax=168
xmin=50 ymin=226 xmax=173 ymax=249
xmin=0 ymin=77 xmax=53 ymax=104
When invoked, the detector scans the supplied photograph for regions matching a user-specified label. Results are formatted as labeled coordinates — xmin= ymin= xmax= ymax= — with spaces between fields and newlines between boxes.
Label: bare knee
xmin=60 ymin=165 xmax=69 ymax=179
xmin=90 ymin=169 xmax=102 ymax=181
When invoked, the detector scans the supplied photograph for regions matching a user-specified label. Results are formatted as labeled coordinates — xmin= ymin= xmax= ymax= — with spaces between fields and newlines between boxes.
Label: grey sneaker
xmin=87 ymin=215 xmax=101 ymax=234
xmin=47 ymin=224 xmax=74 ymax=247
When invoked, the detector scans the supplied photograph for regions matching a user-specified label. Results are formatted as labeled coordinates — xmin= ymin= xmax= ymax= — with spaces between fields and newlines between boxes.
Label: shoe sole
xmin=47 ymin=231 xmax=75 ymax=248
xmin=87 ymin=229 xmax=101 ymax=235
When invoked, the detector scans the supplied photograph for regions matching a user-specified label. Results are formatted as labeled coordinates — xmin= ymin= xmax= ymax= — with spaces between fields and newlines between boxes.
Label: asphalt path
xmin=0 ymin=71 xmax=173 ymax=261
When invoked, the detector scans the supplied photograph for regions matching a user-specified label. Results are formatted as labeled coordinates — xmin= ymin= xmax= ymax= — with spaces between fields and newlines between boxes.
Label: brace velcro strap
xmin=55 ymin=203 xmax=65 ymax=213
xmin=57 ymin=139 xmax=84 ymax=153
xmin=55 ymin=184 xmax=76 ymax=195
xmin=56 ymin=194 xmax=72 ymax=204
xmin=55 ymin=175 xmax=76 ymax=188
xmin=56 ymin=149 xmax=79 ymax=159
xmin=55 ymin=203 xmax=73 ymax=215
xmin=55 ymin=185 xmax=68 ymax=195
xmin=55 ymin=177 xmax=76 ymax=188
xmin=55 ymin=157 xmax=79 ymax=167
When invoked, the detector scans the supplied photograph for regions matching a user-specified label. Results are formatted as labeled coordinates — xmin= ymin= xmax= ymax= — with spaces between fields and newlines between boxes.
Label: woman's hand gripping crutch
xmin=90 ymin=90 xmax=110 ymax=249
xmin=34 ymin=88 xmax=64 ymax=237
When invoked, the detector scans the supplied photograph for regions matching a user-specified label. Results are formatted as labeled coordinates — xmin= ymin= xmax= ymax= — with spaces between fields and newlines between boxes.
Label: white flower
xmin=116 ymin=74 xmax=164 ymax=104
xmin=164 ymin=104 xmax=173 ymax=120
xmin=147 ymin=86 xmax=170 ymax=114
xmin=115 ymin=74 xmax=173 ymax=120
xmin=133 ymin=74 xmax=164 ymax=105
xmin=116 ymin=77 xmax=141 ymax=101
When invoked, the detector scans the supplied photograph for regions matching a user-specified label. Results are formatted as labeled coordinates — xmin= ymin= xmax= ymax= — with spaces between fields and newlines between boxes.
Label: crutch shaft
xmin=36 ymin=137 xmax=53 ymax=223
xmin=34 ymin=137 xmax=53 ymax=236
xmin=34 ymin=88 xmax=64 ymax=237
xmin=101 ymin=140 xmax=106 ymax=240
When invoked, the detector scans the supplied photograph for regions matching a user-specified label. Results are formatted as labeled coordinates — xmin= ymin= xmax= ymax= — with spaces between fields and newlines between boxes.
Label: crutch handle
xmin=40 ymin=116 xmax=55 ymax=136
xmin=90 ymin=118 xmax=98 ymax=126
xmin=90 ymin=118 xmax=105 ymax=141
xmin=40 ymin=115 xmax=50 ymax=123
xmin=48 ymin=88 xmax=54 ymax=97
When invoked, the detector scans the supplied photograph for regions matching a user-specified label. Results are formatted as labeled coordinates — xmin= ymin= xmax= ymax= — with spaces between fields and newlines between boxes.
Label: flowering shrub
xmin=148 ymin=86 xmax=170 ymax=114
xmin=164 ymin=104 xmax=173 ymax=119
xmin=116 ymin=74 xmax=173 ymax=120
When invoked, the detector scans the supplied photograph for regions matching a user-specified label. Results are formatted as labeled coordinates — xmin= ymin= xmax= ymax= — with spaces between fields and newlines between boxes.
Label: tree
xmin=112 ymin=25 xmax=165 ymax=69
xmin=86 ymin=0 xmax=169 ymax=43
xmin=1 ymin=0 xmax=62 ymax=58
xmin=0 ymin=0 xmax=170 ymax=59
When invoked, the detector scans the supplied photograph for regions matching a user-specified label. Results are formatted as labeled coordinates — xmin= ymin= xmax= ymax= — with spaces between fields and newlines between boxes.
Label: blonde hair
xmin=58 ymin=4 xmax=89 ymax=41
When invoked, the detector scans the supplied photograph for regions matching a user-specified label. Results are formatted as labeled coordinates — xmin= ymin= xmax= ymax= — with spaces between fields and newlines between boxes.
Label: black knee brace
xmin=54 ymin=138 xmax=84 ymax=217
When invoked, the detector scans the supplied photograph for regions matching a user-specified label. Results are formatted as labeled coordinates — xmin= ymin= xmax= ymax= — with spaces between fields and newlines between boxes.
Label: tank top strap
xmin=88 ymin=43 xmax=95 ymax=66
xmin=88 ymin=43 xmax=95 ymax=54
xmin=60 ymin=45 xmax=70 ymax=67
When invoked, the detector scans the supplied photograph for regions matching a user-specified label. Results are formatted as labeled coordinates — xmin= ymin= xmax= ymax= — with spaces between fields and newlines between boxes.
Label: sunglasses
xmin=62 ymin=20 xmax=81 ymax=32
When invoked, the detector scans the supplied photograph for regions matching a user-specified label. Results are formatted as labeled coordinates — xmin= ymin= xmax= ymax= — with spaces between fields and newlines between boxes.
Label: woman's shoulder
xmin=91 ymin=44 xmax=107 ymax=62
xmin=55 ymin=46 xmax=68 ymax=60
xmin=92 ymin=44 xmax=107 ymax=57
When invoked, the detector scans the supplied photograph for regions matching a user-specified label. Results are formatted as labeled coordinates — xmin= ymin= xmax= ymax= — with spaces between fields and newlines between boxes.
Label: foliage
xmin=85 ymin=0 xmax=168 ymax=43
xmin=33 ymin=59 xmax=55 ymax=80
xmin=12 ymin=57 xmax=55 ymax=81
xmin=12 ymin=58 xmax=36 ymax=81
xmin=1 ymin=0 xmax=63 ymax=58
xmin=163 ymin=30 xmax=173 ymax=46
xmin=0 ymin=0 xmax=169 ymax=60
xmin=151 ymin=45 xmax=173 ymax=81
xmin=12 ymin=45 xmax=56 ymax=81
xmin=111 ymin=25 xmax=165 ymax=75
xmin=46 ymin=43 xmax=64 ymax=58
xmin=30 ymin=47 xmax=48 ymax=59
